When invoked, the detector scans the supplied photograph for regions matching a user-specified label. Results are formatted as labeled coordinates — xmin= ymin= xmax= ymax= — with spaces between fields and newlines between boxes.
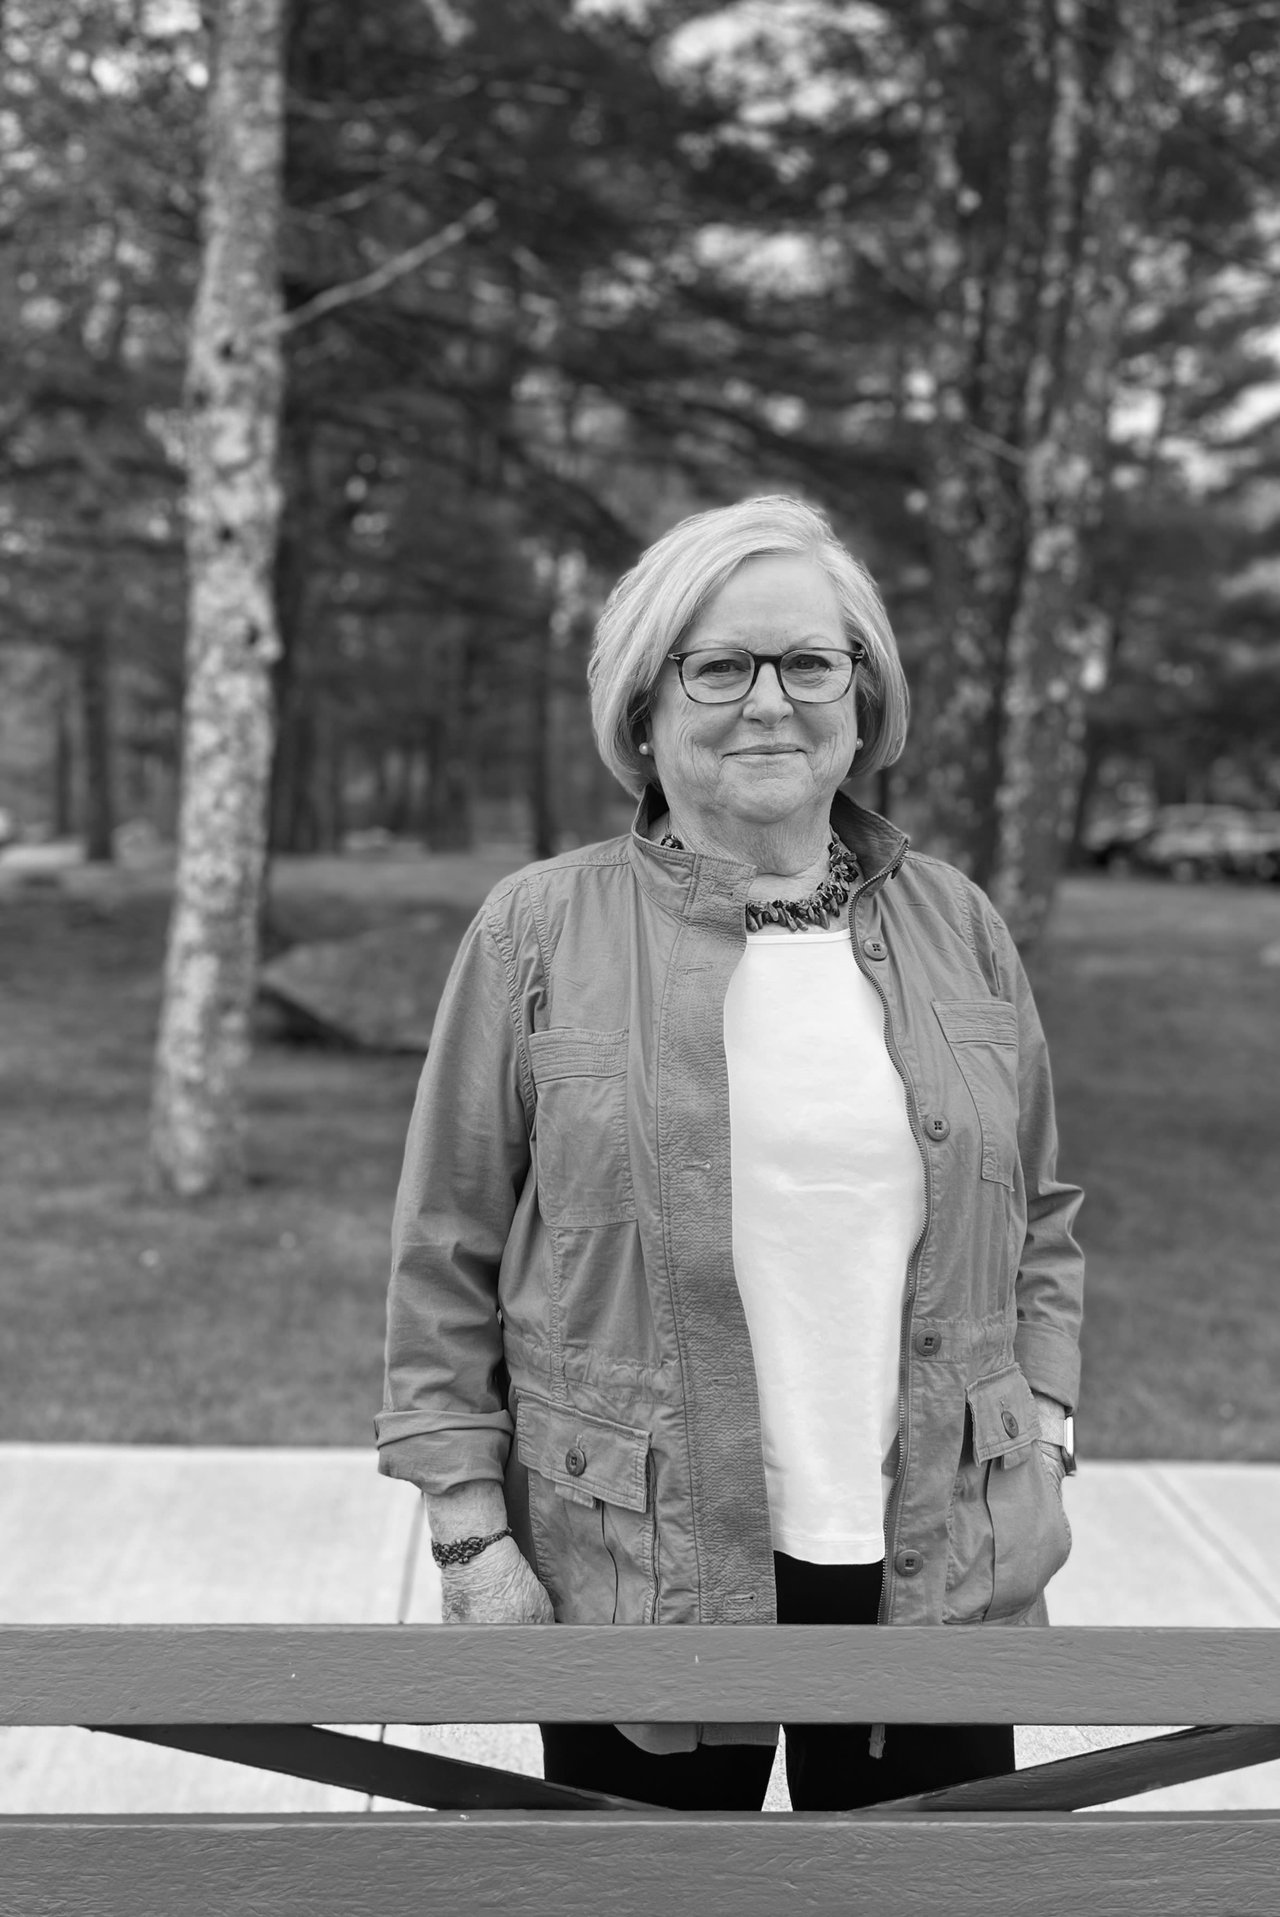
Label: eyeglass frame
xmin=664 ymin=641 xmax=867 ymax=706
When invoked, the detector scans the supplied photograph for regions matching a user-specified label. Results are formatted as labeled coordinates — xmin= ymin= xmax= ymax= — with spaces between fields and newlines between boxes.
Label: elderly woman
xmin=377 ymin=495 xmax=1083 ymax=1812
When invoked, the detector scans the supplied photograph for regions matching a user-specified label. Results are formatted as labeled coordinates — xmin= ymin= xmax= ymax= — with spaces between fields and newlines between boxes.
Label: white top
xmin=722 ymin=925 xmax=926 ymax=1564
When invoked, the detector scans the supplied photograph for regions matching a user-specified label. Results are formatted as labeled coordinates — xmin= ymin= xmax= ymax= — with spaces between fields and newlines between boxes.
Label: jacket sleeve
xmin=988 ymin=907 xmax=1085 ymax=1412
xmin=374 ymin=902 xmax=533 ymax=1495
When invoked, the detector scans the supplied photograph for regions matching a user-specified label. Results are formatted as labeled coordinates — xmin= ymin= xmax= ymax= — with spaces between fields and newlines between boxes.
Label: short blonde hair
xmin=589 ymin=494 xmax=909 ymax=798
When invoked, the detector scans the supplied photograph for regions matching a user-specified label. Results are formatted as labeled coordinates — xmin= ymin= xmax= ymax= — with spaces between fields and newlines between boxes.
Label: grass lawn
xmin=1 ymin=853 xmax=1277 ymax=1457
xmin=1033 ymin=877 xmax=1280 ymax=1461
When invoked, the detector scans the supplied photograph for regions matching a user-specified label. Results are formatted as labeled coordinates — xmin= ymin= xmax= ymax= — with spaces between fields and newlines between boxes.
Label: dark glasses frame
xmin=665 ymin=642 xmax=867 ymax=705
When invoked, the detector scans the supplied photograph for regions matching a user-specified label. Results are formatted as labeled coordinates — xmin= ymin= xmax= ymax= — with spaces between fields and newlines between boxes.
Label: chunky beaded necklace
xmin=660 ymin=830 xmax=860 ymax=933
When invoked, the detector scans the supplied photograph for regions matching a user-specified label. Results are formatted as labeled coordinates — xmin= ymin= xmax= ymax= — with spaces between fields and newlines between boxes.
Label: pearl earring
xmin=638 ymin=742 xmax=652 ymax=756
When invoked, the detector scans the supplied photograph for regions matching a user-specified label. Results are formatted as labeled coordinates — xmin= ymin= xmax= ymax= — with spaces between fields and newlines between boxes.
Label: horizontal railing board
xmin=3 ymin=1814 xmax=1280 ymax=1916
xmin=3 ymin=1624 xmax=1280 ymax=1725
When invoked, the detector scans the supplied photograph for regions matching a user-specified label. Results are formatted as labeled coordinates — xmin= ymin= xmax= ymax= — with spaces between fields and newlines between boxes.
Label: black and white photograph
xmin=1 ymin=0 xmax=1278 ymax=1909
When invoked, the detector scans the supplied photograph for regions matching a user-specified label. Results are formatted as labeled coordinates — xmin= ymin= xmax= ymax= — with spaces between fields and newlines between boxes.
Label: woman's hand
xmin=1037 ymin=1438 xmax=1068 ymax=1491
xmin=425 ymin=1480 xmax=554 ymax=1625
xmin=1031 ymin=1391 xmax=1069 ymax=1490
xmin=440 ymin=1535 xmax=555 ymax=1624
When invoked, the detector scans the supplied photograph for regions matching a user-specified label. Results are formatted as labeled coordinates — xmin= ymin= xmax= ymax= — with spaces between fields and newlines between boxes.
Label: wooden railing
xmin=3 ymin=1624 xmax=1280 ymax=1913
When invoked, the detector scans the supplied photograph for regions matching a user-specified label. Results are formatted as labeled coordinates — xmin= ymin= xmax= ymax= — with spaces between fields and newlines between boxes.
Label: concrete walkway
xmin=2 ymin=1445 xmax=1278 ymax=1815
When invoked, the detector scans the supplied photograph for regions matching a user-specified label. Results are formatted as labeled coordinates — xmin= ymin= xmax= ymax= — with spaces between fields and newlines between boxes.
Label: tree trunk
xmin=325 ymin=711 xmax=346 ymax=849
xmin=875 ymin=766 xmax=894 ymax=821
xmin=1066 ymin=594 xmax=1130 ymax=863
xmin=1065 ymin=720 xmax=1105 ymax=865
xmin=386 ymin=747 xmax=414 ymax=835
xmin=528 ymin=612 xmax=556 ymax=861
xmin=150 ymin=0 xmax=286 ymax=1197
xmin=912 ymin=0 xmax=1165 ymax=948
xmin=423 ymin=633 xmax=475 ymax=851
xmin=52 ymin=652 xmax=75 ymax=840
xmin=78 ymin=613 xmax=115 ymax=862
xmin=268 ymin=415 xmax=320 ymax=852
xmin=69 ymin=474 xmax=117 ymax=861
xmin=424 ymin=711 xmax=474 ymax=850
xmin=527 ymin=547 xmax=588 ymax=858
xmin=277 ymin=697 xmax=319 ymax=851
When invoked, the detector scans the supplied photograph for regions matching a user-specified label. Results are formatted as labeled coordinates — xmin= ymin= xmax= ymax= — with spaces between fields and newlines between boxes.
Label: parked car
xmin=1223 ymin=810 xmax=1280 ymax=882
xmin=1088 ymin=804 xmax=1280 ymax=882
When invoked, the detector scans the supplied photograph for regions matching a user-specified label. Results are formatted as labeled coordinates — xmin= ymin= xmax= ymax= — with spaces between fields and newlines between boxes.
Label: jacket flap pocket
xmin=515 ymin=1394 xmax=650 ymax=1511
xmin=528 ymin=1027 xmax=628 ymax=1081
xmin=968 ymin=1364 xmax=1040 ymax=1466
xmin=933 ymin=998 xmax=1019 ymax=1047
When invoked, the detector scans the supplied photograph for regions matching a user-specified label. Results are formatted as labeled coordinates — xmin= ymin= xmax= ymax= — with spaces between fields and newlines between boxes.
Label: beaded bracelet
xmin=430 ymin=1526 xmax=514 ymax=1569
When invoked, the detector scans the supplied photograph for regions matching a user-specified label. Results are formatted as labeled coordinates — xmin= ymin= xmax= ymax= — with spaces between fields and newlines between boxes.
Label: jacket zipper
xmin=846 ymin=848 xmax=931 ymax=1627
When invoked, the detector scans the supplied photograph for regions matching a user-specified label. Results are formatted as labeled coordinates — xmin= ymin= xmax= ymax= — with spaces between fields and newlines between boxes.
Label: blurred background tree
xmin=1 ymin=0 xmax=1277 ymax=919
xmin=0 ymin=0 xmax=197 ymax=856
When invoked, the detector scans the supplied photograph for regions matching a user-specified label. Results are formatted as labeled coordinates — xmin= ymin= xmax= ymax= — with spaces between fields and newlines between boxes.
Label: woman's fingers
xmin=1037 ymin=1438 xmax=1067 ymax=1489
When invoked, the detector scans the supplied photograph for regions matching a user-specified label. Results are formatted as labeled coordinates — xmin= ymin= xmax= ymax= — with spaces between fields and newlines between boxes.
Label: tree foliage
xmin=1 ymin=0 xmax=1277 ymax=930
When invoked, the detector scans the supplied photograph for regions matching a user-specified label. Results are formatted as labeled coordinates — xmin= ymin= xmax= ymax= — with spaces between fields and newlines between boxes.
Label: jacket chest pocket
xmin=932 ymin=998 xmax=1020 ymax=1188
xmin=528 ymin=1027 xmax=637 ymax=1226
xmin=516 ymin=1393 xmax=656 ymax=1625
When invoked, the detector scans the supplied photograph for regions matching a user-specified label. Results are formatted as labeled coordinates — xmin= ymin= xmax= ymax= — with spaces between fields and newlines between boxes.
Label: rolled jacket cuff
xmin=1014 ymin=1322 xmax=1081 ymax=1412
xmin=375 ymin=1415 xmax=512 ymax=1495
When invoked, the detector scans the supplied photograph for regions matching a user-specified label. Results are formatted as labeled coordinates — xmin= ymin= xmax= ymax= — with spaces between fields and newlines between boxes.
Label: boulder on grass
xmin=258 ymin=911 xmax=452 ymax=1051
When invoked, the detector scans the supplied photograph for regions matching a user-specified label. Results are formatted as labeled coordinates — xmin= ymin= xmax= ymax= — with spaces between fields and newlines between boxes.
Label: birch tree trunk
xmin=912 ymin=0 xmax=1165 ymax=947
xmin=149 ymin=0 xmax=285 ymax=1196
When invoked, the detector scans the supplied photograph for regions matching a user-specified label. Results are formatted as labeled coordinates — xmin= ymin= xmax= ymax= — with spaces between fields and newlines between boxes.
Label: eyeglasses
xmin=666 ymin=644 xmax=864 ymax=706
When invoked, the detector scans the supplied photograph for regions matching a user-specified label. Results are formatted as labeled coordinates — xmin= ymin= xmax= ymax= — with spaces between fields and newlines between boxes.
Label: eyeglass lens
xmin=679 ymin=648 xmax=857 ymax=704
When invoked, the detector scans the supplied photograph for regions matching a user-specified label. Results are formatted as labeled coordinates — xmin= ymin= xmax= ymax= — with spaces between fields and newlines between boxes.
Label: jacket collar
xmin=626 ymin=785 xmax=909 ymax=929
xmin=831 ymin=788 xmax=910 ymax=885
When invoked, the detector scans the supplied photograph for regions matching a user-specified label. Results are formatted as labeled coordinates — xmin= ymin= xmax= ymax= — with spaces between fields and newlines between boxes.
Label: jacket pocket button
xmin=862 ymin=937 xmax=888 ymax=961
xmin=564 ymin=1445 xmax=587 ymax=1477
xmin=913 ymin=1330 xmax=942 ymax=1357
xmin=894 ymin=1548 xmax=924 ymax=1577
xmin=1001 ymin=1410 xmax=1020 ymax=1438
xmin=924 ymin=1114 xmax=950 ymax=1141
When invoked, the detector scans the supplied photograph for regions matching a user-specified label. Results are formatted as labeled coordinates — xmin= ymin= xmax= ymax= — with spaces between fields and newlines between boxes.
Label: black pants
xmin=540 ymin=1555 xmax=1014 ymax=1811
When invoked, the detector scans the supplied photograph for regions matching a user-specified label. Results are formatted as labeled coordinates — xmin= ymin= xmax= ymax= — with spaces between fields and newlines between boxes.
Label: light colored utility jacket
xmin=378 ymin=793 xmax=1084 ymax=1719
